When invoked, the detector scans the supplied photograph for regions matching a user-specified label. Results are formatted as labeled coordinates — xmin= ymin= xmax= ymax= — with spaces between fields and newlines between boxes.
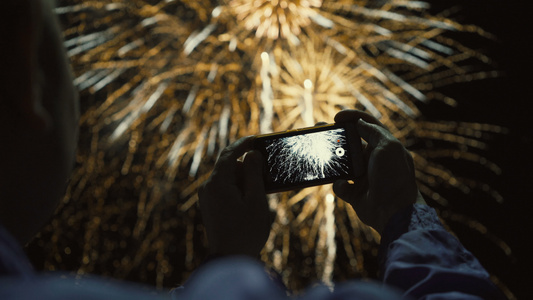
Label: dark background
xmin=426 ymin=0 xmax=531 ymax=298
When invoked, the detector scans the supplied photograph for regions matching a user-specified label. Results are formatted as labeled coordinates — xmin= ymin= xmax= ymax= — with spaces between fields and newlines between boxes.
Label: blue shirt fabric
xmin=0 ymin=205 xmax=505 ymax=299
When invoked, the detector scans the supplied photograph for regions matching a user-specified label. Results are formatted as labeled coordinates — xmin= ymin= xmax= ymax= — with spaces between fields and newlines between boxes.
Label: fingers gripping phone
xmin=252 ymin=123 xmax=365 ymax=194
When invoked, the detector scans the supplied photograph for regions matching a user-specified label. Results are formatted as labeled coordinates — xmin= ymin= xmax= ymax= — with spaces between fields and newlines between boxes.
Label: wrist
xmin=415 ymin=191 xmax=427 ymax=205
xmin=376 ymin=190 xmax=426 ymax=235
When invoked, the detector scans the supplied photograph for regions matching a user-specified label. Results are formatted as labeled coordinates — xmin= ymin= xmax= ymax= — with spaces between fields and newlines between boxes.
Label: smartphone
xmin=252 ymin=123 xmax=364 ymax=194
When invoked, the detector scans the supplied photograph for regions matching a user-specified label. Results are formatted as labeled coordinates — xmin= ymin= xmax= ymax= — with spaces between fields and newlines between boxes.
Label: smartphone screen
xmin=253 ymin=123 xmax=362 ymax=193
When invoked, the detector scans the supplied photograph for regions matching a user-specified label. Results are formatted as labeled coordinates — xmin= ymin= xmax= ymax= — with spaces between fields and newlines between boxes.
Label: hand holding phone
xmin=198 ymin=137 xmax=273 ymax=257
xmin=253 ymin=123 xmax=365 ymax=193
xmin=333 ymin=110 xmax=425 ymax=234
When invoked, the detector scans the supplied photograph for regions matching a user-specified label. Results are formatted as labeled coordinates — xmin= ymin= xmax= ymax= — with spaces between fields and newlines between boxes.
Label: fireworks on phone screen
xmin=265 ymin=129 xmax=350 ymax=184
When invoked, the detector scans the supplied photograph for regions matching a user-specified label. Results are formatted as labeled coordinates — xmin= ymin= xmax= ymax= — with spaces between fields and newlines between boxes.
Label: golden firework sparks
xmin=229 ymin=0 xmax=323 ymax=39
xmin=26 ymin=0 xmax=512 ymax=295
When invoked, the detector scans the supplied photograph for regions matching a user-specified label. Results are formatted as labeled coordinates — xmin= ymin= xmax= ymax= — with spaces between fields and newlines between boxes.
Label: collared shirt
xmin=0 ymin=205 xmax=505 ymax=299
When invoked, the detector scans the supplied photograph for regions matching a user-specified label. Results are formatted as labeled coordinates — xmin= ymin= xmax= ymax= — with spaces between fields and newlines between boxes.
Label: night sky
xmin=426 ymin=0 xmax=531 ymax=298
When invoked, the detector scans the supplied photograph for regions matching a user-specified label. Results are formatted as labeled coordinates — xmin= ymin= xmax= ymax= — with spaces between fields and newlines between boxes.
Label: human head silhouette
xmin=0 ymin=0 xmax=79 ymax=245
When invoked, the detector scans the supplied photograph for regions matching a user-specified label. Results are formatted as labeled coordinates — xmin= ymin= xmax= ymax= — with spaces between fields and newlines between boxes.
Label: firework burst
xmin=27 ymin=0 xmax=512 ymax=295
xmin=229 ymin=0 xmax=323 ymax=39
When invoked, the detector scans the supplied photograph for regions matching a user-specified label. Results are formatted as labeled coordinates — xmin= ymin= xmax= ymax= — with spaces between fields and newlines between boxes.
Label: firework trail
xmin=26 ymin=0 xmax=513 ymax=296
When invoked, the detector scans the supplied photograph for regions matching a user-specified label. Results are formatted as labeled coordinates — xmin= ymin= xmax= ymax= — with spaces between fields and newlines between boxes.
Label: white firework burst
xmin=266 ymin=129 xmax=349 ymax=183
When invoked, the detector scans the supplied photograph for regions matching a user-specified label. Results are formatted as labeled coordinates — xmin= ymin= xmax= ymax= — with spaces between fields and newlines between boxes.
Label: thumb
xmin=243 ymin=150 xmax=266 ymax=200
xmin=333 ymin=177 xmax=368 ymax=205
xmin=333 ymin=180 xmax=355 ymax=203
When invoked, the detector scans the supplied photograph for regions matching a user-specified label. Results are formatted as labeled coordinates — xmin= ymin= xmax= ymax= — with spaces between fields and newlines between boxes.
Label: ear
xmin=2 ymin=0 xmax=52 ymax=133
